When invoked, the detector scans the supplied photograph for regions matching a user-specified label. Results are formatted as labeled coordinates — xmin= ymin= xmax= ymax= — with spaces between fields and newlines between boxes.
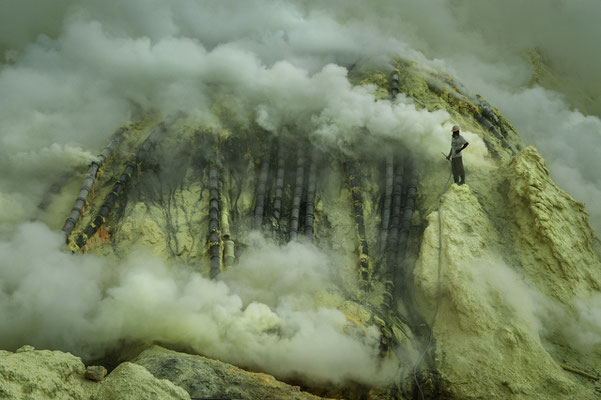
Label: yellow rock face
xmin=414 ymin=146 xmax=601 ymax=400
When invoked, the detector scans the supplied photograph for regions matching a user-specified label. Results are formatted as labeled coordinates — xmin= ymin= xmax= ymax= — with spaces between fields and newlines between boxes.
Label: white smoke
xmin=461 ymin=256 xmax=601 ymax=356
xmin=0 ymin=224 xmax=398 ymax=385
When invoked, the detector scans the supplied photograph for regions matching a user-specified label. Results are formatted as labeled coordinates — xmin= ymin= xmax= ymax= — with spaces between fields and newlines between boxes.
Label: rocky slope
xmin=415 ymin=147 xmax=601 ymax=399
xmin=21 ymin=63 xmax=601 ymax=399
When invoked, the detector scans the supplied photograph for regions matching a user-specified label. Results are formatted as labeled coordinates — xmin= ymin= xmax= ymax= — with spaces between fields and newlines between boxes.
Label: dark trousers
xmin=451 ymin=157 xmax=465 ymax=184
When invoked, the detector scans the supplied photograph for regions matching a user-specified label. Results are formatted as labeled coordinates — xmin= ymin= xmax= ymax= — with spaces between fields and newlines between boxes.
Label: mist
xmin=0 ymin=223 xmax=399 ymax=385
xmin=0 ymin=0 xmax=600 ymax=389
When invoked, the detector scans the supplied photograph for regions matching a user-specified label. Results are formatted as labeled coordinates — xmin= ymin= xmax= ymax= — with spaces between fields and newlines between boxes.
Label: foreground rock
xmin=0 ymin=347 xmax=189 ymax=400
xmin=133 ymin=345 xmax=331 ymax=400
xmin=85 ymin=365 xmax=108 ymax=382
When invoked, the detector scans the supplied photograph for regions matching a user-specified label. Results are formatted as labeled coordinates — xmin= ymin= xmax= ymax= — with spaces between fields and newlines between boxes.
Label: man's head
xmin=452 ymin=125 xmax=460 ymax=137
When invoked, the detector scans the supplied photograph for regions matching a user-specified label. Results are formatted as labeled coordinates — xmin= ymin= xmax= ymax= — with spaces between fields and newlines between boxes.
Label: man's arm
xmin=455 ymin=142 xmax=469 ymax=154
xmin=446 ymin=147 xmax=453 ymax=160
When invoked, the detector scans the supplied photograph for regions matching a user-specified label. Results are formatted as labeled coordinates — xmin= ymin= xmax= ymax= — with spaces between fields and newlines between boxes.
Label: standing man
xmin=446 ymin=125 xmax=469 ymax=185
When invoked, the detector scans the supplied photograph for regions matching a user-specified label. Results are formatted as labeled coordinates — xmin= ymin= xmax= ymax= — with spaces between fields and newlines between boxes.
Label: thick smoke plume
xmin=0 ymin=224 xmax=398 ymax=385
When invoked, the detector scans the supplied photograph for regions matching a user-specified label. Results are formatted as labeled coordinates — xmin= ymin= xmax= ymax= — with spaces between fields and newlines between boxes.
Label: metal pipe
xmin=220 ymin=173 xmax=234 ymax=270
xmin=347 ymin=162 xmax=370 ymax=282
xmin=208 ymin=164 xmax=221 ymax=278
xmin=304 ymin=151 xmax=317 ymax=239
xmin=254 ymin=151 xmax=270 ymax=231
xmin=475 ymin=113 xmax=514 ymax=154
xmin=289 ymin=148 xmax=305 ymax=241
xmin=379 ymin=154 xmax=394 ymax=251
xmin=482 ymin=136 xmax=500 ymax=160
xmin=386 ymin=162 xmax=403 ymax=259
xmin=397 ymin=163 xmax=418 ymax=271
xmin=62 ymin=127 xmax=125 ymax=238
xmin=272 ymin=144 xmax=286 ymax=221
xmin=391 ymin=69 xmax=400 ymax=99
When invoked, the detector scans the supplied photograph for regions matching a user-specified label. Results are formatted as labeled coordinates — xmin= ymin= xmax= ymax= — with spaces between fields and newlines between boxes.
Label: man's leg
xmin=451 ymin=158 xmax=460 ymax=183
xmin=457 ymin=157 xmax=465 ymax=185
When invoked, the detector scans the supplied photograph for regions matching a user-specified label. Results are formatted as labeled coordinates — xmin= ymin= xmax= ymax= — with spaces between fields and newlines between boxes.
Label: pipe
xmin=304 ymin=151 xmax=317 ymax=239
xmin=254 ymin=151 xmax=270 ymax=231
xmin=347 ymin=162 xmax=370 ymax=282
xmin=391 ymin=69 xmax=400 ymax=99
xmin=475 ymin=113 xmax=514 ymax=154
xmin=38 ymin=173 xmax=71 ymax=211
xmin=62 ymin=127 xmax=125 ymax=238
xmin=223 ymin=239 xmax=235 ymax=269
xmin=482 ymin=136 xmax=500 ymax=160
xmin=289 ymin=148 xmax=305 ymax=241
xmin=481 ymin=105 xmax=500 ymax=125
xmin=379 ymin=154 xmax=394 ymax=251
xmin=208 ymin=164 xmax=221 ymax=278
xmin=75 ymin=162 xmax=135 ymax=248
xmin=396 ymin=162 xmax=418 ymax=291
xmin=561 ymin=364 xmax=599 ymax=381
xmin=272 ymin=144 xmax=286 ymax=222
xmin=220 ymin=173 xmax=234 ymax=270
xmin=386 ymin=162 xmax=404 ymax=259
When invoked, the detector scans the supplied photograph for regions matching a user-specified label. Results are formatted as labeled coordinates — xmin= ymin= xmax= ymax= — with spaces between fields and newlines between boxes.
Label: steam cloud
xmin=0 ymin=0 xmax=600 ymax=387
xmin=0 ymin=224 xmax=398 ymax=385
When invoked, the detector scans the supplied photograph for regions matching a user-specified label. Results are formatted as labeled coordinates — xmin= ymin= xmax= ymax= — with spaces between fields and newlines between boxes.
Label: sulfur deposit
xmin=414 ymin=147 xmax=601 ymax=399
xmin=0 ymin=347 xmax=190 ymax=400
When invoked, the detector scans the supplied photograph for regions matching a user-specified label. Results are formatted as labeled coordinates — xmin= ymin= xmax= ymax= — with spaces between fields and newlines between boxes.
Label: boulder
xmin=85 ymin=365 xmax=108 ymax=382
xmin=0 ymin=347 xmax=189 ymax=400
xmin=133 ymin=345 xmax=331 ymax=400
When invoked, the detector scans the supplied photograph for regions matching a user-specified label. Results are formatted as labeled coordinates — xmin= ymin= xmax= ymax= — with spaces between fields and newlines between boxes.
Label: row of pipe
xmin=73 ymin=122 xmax=165 ymax=249
xmin=75 ymin=162 xmax=134 ymax=248
xmin=254 ymin=139 xmax=317 ymax=241
xmin=475 ymin=113 xmax=515 ymax=156
xmin=62 ymin=127 xmax=125 ymax=238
